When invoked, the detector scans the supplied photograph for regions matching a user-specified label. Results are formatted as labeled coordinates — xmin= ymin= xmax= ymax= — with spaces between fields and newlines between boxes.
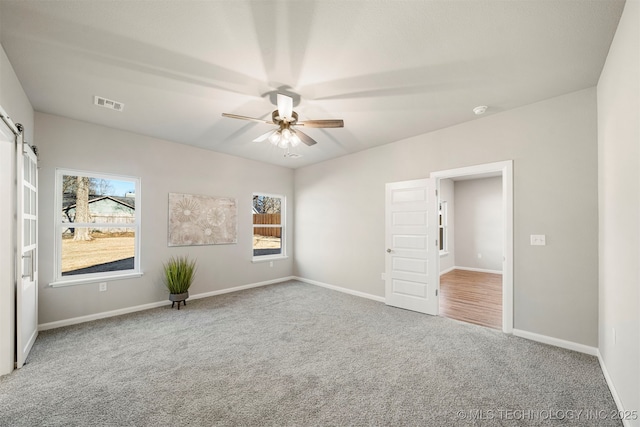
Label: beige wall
xmin=0 ymin=45 xmax=33 ymax=142
xmin=597 ymin=0 xmax=639 ymax=420
xmin=454 ymin=177 xmax=502 ymax=272
xmin=36 ymin=113 xmax=294 ymax=325
xmin=295 ymin=88 xmax=599 ymax=347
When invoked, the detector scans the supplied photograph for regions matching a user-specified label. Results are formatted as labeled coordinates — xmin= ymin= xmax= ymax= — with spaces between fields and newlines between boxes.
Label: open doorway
xmin=431 ymin=161 xmax=513 ymax=333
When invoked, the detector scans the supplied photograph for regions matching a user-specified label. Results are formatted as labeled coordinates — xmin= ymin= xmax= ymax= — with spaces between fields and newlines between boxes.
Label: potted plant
xmin=163 ymin=256 xmax=196 ymax=309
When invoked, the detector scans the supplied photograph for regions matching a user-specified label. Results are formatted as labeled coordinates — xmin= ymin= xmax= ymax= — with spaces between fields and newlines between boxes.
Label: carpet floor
xmin=0 ymin=280 xmax=620 ymax=426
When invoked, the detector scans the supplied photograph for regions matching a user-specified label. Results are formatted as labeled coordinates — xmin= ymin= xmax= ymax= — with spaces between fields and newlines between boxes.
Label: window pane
xmin=24 ymin=188 xmax=30 ymax=216
xmin=252 ymin=195 xmax=281 ymax=215
xmin=62 ymin=175 xmax=136 ymax=225
xmin=61 ymin=228 xmax=135 ymax=276
xmin=31 ymin=188 xmax=36 ymax=215
xmin=253 ymin=227 xmax=282 ymax=257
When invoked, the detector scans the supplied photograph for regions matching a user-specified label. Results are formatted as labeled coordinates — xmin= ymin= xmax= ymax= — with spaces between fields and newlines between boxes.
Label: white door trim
xmin=430 ymin=160 xmax=514 ymax=333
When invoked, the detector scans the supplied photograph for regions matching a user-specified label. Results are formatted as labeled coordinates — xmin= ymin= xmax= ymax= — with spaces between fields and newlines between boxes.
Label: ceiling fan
xmin=222 ymin=94 xmax=344 ymax=152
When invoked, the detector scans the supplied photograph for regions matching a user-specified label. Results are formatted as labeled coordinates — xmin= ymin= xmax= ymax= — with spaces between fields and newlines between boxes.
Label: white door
xmin=16 ymin=138 xmax=38 ymax=368
xmin=385 ymin=178 xmax=439 ymax=315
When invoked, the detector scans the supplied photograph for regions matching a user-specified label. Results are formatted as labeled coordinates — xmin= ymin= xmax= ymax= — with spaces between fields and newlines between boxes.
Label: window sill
xmin=49 ymin=272 xmax=144 ymax=288
xmin=251 ymin=255 xmax=289 ymax=264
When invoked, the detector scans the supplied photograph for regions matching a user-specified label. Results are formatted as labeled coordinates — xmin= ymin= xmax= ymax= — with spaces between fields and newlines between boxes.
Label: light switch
xmin=530 ymin=235 xmax=546 ymax=246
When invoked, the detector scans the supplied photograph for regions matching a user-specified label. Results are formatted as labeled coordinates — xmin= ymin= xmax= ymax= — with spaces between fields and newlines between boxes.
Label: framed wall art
xmin=168 ymin=193 xmax=237 ymax=246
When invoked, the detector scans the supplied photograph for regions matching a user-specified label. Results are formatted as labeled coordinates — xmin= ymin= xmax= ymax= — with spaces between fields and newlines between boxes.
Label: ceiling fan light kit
xmin=222 ymin=93 xmax=344 ymax=157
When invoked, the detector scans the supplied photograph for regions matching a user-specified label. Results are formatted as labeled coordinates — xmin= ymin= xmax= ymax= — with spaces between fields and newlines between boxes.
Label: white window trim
xmin=252 ymin=192 xmax=286 ymax=262
xmin=50 ymin=168 xmax=142 ymax=287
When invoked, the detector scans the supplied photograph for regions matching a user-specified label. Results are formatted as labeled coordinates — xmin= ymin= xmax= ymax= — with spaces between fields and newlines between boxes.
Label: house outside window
xmin=53 ymin=168 xmax=141 ymax=285
xmin=252 ymin=193 xmax=285 ymax=260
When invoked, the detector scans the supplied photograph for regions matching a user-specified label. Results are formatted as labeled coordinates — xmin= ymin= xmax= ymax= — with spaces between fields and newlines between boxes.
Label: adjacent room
xmin=0 ymin=1 xmax=638 ymax=425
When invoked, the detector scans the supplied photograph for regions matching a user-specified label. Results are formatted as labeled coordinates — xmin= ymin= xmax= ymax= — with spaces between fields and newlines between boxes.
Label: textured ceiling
xmin=0 ymin=0 xmax=625 ymax=168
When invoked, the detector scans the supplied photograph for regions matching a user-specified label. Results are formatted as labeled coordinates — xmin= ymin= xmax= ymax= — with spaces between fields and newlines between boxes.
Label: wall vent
xmin=94 ymin=96 xmax=124 ymax=112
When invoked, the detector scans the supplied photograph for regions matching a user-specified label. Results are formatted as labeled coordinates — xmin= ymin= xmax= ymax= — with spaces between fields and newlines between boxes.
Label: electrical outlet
xmin=99 ymin=282 xmax=107 ymax=292
xmin=269 ymin=261 xmax=273 ymax=268
xmin=477 ymin=253 xmax=482 ymax=259
xmin=381 ymin=273 xmax=386 ymax=280
xmin=530 ymin=234 xmax=546 ymax=246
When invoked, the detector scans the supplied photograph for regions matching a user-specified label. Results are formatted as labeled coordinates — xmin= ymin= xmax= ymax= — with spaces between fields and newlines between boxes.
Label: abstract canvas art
xmin=168 ymin=193 xmax=237 ymax=246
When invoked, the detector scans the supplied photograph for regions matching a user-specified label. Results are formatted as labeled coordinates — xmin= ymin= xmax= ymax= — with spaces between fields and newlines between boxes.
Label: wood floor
xmin=439 ymin=269 xmax=502 ymax=330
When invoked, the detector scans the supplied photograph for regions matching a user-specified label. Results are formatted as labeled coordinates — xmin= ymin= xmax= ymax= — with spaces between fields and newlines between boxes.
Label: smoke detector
xmin=473 ymin=105 xmax=488 ymax=115
xmin=94 ymin=96 xmax=124 ymax=112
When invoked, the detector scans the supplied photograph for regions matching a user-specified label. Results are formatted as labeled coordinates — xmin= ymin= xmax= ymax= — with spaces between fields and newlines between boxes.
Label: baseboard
xmin=454 ymin=266 xmax=503 ymax=275
xmin=512 ymin=329 xmax=598 ymax=356
xmin=187 ymin=277 xmax=295 ymax=301
xmin=38 ymin=300 xmax=170 ymax=331
xmin=38 ymin=276 xmax=295 ymax=331
xmin=293 ymin=276 xmax=385 ymax=303
xmin=439 ymin=266 xmax=456 ymax=275
xmin=597 ymin=351 xmax=633 ymax=427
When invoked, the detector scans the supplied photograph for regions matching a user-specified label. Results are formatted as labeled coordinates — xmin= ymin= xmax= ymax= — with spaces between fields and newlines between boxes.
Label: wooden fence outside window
xmin=253 ymin=213 xmax=281 ymax=237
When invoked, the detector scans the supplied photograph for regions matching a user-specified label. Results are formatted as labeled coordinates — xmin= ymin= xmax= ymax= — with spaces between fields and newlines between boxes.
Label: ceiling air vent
xmin=94 ymin=96 xmax=124 ymax=112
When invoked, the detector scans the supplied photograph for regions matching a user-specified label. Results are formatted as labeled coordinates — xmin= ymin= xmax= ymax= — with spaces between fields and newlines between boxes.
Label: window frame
xmin=252 ymin=192 xmax=286 ymax=262
xmin=50 ymin=168 xmax=142 ymax=287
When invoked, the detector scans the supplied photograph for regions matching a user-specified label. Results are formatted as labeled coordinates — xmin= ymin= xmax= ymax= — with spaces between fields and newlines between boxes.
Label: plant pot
xmin=169 ymin=291 xmax=189 ymax=309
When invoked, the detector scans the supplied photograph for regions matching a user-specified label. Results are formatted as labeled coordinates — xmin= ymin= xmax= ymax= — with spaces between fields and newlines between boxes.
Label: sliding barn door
xmin=385 ymin=178 xmax=439 ymax=315
xmin=16 ymin=137 xmax=38 ymax=368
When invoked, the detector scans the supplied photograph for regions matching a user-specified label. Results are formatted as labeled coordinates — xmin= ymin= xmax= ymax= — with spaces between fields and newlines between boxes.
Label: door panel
xmin=385 ymin=178 xmax=438 ymax=315
xmin=16 ymin=139 xmax=38 ymax=368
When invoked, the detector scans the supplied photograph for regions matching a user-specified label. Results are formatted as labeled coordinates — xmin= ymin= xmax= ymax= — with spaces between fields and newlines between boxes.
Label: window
xmin=439 ymin=201 xmax=448 ymax=253
xmin=252 ymin=193 xmax=285 ymax=260
xmin=52 ymin=169 xmax=141 ymax=286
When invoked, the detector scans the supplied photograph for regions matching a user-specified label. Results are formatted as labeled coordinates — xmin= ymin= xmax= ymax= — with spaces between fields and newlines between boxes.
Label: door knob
xmin=386 ymin=248 xmax=392 ymax=253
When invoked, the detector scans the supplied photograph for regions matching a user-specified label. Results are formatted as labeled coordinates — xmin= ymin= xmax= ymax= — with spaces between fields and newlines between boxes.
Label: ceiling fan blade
xmin=296 ymin=119 xmax=344 ymax=128
xmin=294 ymin=129 xmax=318 ymax=146
xmin=253 ymin=129 xmax=277 ymax=143
xmin=276 ymin=94 xmax=293 ymax=121
xmin=221 ymin=113 xmax=273 ymax=124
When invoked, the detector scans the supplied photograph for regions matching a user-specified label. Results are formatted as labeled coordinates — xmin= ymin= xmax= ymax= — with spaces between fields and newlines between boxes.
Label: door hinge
xmin=435 ymin=239 xmax=438 ymax=247
xmin=435 ymin=189 xmax=438 ymax=197
xmin=435 ymin=289 xmax=438 ymax=296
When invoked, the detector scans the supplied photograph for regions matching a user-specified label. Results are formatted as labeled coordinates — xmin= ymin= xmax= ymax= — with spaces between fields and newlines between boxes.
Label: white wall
xmin=439 ymin=178 xmax=455 ymax=272
xmin=295 ymin=88 xmax=599 ymax=347
xmin=597 ymin=0 xmax=639 ymax=421
xmin=454 ymin=177 xmax=502 ymax=272
xmin=0 ymin=44 xmax=34 ymax=376
xmin=36 ymin=113 xmax=294 ymax=326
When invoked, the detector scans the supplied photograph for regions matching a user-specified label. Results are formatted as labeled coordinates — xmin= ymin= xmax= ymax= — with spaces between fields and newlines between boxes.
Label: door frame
xmin=430 ymin=160 xmax=513 ymax=333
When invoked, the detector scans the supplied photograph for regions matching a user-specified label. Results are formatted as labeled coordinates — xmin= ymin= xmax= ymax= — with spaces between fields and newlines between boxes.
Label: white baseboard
xmin=439 ymin=266 xmax=456 ymax=275
xmin=512 ymin=329 xmax=598 ymax=356
xmin=454 ymin=266 xmax=503 ymax=275
xmin=188 ymin=276 xmax=295 ymax=301
xmin=597 ymin=351 xmax=633 ymax=427
xmin=38 ymin=276 xmax=295 ymax=331
xmin=293 ymin=276 xmax=385 ymax=303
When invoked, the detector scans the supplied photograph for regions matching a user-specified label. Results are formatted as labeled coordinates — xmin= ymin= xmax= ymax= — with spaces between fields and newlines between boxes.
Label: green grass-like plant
xmin=163 ymin=256 xmax=197 ymax=294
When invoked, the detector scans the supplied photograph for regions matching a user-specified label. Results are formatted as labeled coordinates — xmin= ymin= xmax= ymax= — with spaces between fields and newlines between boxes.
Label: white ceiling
xmin=0 ymin=0 xmax=624 ymax=168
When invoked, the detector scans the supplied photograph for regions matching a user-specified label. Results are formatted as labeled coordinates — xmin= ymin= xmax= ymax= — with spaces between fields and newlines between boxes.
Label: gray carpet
xmin=0 ymin=280 xmax=620 ymax=426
